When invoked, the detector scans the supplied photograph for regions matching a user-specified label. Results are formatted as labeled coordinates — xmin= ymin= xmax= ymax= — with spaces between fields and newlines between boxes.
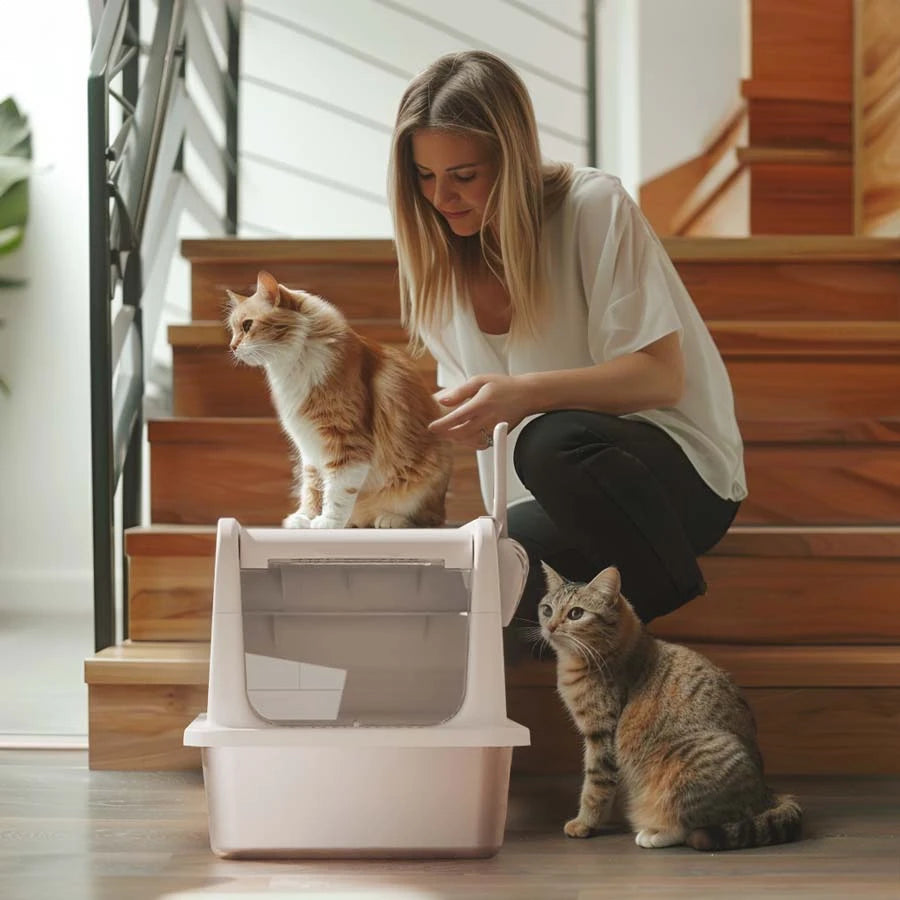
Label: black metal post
xmin=586 ymin=0 xmax=598 ymax=168
xmin=119 ymin=0 xmax=142 ymax=642
xmin=88 ymin=73 xmax=116 ymax=653
xmin=226 ymin=6 xmax=240 ymax=234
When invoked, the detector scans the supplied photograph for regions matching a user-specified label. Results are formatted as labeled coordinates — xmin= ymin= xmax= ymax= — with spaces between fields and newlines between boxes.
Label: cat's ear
xmin=256 ymin=270 xmax=280 ymax=304
xmin=225 ymin=289 xmax=245 ymax=310
xmin=275 ymin=283 xmax=300 ymax=309
xmin=588 ymin=566 xmax=621 ymax=600
xmin=540 ymin=561 xmax=567 ymax=595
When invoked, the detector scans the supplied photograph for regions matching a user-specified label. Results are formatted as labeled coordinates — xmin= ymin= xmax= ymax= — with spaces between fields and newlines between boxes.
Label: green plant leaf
xmin=0 ymin=97 xmax=30 ymax=262
xmin=0 ymin=225 xmax=24 ymax=254
xmin=0 ymin=98 xmax=31 ymax=158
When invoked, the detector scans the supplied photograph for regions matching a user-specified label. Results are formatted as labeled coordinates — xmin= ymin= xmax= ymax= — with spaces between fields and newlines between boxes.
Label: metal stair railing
xmin=87 ymin=0 xmax=240 ymax=651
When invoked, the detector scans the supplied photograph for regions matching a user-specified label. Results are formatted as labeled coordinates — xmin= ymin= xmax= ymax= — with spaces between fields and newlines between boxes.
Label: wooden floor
xmin=1 ymin=751 xmax=898 ymax=900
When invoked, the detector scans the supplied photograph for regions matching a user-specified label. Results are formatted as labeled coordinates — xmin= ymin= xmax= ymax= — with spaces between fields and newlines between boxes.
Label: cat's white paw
xmin=282 ymin=512 xmax=311 ymax=529
xmin=309 ymin=515 xmax=345 ymax=529
xmin=373 ymin=513 xmax=411 ymax=528
xmin=635 ymin=828 xmax=685 ymax=848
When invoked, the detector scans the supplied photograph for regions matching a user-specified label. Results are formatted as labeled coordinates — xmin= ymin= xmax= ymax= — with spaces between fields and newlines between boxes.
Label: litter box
xmin=184 ymin=423 xmax=531 ymax=858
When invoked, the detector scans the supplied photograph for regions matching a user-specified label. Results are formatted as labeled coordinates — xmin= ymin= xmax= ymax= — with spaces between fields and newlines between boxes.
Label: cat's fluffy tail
xmin=686 ymin=793 xmax=802 ymax=851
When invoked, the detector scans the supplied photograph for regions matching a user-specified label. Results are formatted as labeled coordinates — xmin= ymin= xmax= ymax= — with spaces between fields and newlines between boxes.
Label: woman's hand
xmin=429 ymin=374 xmax=530 ymax=449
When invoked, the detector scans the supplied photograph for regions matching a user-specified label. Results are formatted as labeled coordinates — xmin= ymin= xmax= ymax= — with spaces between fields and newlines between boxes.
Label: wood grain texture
xmin=87 ymin=683 xmax=205 ymax=770
xmin=83 ymin=641 xmax=900 ymax=774
xmin=748 ymin=162 xmax=854 ymax=234
xmin=857 ymin=0 xmax=900 ymax=235
xmin=124 ymin=524 xmax=900 ymax=645
xmin=509 ymin=686 xmax=900 ymax=776
xmin=739 ymin=444 xmax=900 ymax=524
xmin=149 ymin=418 xmax=484 ymax=525
xmin=148 ymin=417 xmax=900 ymax=526
xmin=746 ymin=95 xmax=852 ymax=149
xmin=4 ymin=752 xmax=900 ymax=899
xmin=751 ymin=0 xmax=854 ymax=99
xmin=190 ymin=260 xmax=402 ymax=321
xmin=674 ymin=259 xmax=900 ymax=319
xmin=128 ymin=556 xmax=213 ymax=641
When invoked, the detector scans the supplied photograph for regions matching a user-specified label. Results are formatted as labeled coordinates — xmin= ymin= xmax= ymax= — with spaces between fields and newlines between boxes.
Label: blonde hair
xmin=388 ymin=50 xmax=572 ymax=349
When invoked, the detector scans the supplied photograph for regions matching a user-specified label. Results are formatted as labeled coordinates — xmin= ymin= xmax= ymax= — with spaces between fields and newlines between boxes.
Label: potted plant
xmin=0 ymin=96 xmax=32 ymax=394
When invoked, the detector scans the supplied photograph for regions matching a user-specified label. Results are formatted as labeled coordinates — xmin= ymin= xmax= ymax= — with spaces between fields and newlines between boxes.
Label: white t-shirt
xmin=422 ymin=168 xmax=748 ymax=512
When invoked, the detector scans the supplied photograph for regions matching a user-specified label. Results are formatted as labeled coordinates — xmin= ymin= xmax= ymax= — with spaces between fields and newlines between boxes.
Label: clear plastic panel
xmin=240 ymin=560 xmax=471 ymax=727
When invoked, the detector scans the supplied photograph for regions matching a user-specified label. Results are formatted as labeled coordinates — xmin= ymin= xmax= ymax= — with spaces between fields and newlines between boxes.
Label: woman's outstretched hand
xmin=429 ymin=374 xmax=529 ymax=449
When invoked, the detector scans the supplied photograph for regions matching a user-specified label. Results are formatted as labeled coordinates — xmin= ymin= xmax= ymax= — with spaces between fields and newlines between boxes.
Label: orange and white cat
xmin=226 ymin=270 xmax=451 ymax=529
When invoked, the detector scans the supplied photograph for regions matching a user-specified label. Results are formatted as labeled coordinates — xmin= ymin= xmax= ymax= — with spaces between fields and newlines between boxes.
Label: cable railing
xmin=88 ymin=0 xmax=240 ymax=652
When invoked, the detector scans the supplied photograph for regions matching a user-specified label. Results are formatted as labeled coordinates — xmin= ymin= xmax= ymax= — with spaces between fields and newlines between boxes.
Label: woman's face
xmin=410 ymin=129 xmax=498 ymax=237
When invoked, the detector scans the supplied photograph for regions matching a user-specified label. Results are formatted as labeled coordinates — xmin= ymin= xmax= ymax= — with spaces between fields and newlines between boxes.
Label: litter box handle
xmin=491 ymin=422 xmax=530 ymax=625
xmin=490 ymin=422 xmax=510 ymax=538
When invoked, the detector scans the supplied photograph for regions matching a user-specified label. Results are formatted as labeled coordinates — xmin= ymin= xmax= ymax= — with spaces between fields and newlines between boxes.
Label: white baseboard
xmin=0 ymin=569 xmax=94 ymax=614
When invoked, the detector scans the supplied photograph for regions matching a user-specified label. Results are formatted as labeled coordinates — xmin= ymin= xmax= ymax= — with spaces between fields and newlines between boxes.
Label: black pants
xmin=509 ymin=410 xmax=740 ymax=626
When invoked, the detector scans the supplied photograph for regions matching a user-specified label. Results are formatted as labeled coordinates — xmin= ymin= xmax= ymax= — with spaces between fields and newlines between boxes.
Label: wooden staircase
xmin=84 ymin=236 xmax=900 ymax=775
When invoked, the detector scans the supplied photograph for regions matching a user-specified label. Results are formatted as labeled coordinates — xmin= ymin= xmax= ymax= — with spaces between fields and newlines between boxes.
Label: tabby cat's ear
xmin=256 ymin=270 xmax=280 ymax=304
xmin=225 ymin=289 xmax=245 ymax=309
xmin=541 ymin=561 xmax=567 ymax=595
xmin=588 ymin=566 xmax=621 ymax=600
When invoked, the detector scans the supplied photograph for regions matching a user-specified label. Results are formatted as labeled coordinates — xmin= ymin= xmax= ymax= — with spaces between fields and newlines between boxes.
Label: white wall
xmin=598 ymin=0 xmax=744 ymax=193
xmin=638 ymin=0 xmax=744 ymax=182
xmin=238 ymin=0 xmax=590 ymax=237
xmin=0 ymin=5 xmax=94 ymax=613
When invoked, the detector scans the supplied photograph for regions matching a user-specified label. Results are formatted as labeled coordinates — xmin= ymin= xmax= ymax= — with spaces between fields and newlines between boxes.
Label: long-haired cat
xmin=538 ymin=563 xmax=802 ymax=851
xmin=227 ymin=270 xmax=452 ymax=528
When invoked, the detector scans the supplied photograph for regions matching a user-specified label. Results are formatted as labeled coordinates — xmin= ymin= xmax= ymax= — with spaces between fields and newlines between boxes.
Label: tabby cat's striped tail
xmin=687 ymin=794 xmax=802 ymax=851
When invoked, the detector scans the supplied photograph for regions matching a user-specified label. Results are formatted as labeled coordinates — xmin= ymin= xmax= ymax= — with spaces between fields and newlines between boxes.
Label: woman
xmin=388 ymin=50 xmax=745 ymax=632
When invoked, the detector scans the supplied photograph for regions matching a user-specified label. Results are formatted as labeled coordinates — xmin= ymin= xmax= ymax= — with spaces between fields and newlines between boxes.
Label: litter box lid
xmin=184 ymin=713 xmax=530 ymax=748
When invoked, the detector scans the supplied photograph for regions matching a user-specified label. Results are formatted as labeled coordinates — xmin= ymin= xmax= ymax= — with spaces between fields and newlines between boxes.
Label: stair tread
xmin=147 ymin=413 xmax=900 ymax=446
xmin=85 ymin=641 xmax=210 ymax=685
xmin=181 ymin=236 xmax=900 ymax=265
xmin=738 ymin=146 xmax=853 ymax=166
xmin=84 ymin=641 xmax=900 ymax=688
xmin=171 ymin=319 xmax=900 ymax=357
xmin=126 ymin=522 xmax=900 ymax=559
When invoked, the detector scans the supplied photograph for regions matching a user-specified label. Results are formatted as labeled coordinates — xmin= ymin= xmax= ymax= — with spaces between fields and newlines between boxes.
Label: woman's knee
xmin=514 ymin=411 xmax=616 ymax=488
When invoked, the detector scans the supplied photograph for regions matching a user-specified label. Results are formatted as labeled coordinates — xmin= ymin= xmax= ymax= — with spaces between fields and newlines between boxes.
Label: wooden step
xmin=183 ymin=237 xmax=900 ymax=323
xmin=742 ymin=79 xmax=852 ymax=150
xmin=84 ymin=640 xmax=900 ymax=774
xmin=747 ymin=162 xmax=853 ymax=234
xmin=84 ymin=642 xmax=208 ymax=771
xmin=127 ymin=524 xmax=900 ymax=645
xmin=169 ymin=320 xmax=900 ymax=433
xmin=148 ymin=417 xmax=900 ymax=527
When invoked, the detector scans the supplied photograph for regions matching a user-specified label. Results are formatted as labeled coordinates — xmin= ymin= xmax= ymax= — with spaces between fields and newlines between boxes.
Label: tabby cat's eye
xmin=540 ymin=604 xmax=552 ymax=618
xmin=241 ymin=319 xmax=252 ymax=334
xmin=567 ymin=607 xmax=584 ymax=620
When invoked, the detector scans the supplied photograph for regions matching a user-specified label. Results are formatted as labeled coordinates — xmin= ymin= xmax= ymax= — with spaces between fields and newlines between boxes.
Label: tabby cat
xmin=227 ymin=270 xmax=451 ymax=528
xmin=538 ymin=563 xmax=802 ymax=851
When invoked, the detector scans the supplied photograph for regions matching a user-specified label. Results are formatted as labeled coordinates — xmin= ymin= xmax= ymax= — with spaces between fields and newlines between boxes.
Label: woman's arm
xmin=429 ymin=331 xmax=684 ymax=448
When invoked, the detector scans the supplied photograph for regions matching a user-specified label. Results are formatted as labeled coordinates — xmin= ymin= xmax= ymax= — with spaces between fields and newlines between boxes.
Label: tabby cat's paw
xmin=282 ymin=512 xmax=311 ymax=529
xmin=564 ymin=817 xmax=594 ymax=839
xmin=309 ymin=515 xmax=345 ymax=529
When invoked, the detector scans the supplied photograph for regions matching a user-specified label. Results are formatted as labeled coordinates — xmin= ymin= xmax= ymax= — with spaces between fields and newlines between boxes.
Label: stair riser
xmin=88 ymin=683 xmax=207 ymax=770
xmin=127 ymin=548 xmax=900 ymax=645
xmin=86 ymin=682 xmax=900 ymax=775
xmin=749 ymin=163 xmax=853 ymax=234
xmin=748 ymin=97 xmax=852 ymax=149
xmin=510 ymin=687 xmax=900 ymax=776
xmin=172 ymin=346 xmax=439 ymax=418
xmin=190 ymin=259 xmax=900 ymax=323
xmin=149 ymin=426 xmax=900 ymax=526
xmin=172 ymin=343 xmax=900 ymax=428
